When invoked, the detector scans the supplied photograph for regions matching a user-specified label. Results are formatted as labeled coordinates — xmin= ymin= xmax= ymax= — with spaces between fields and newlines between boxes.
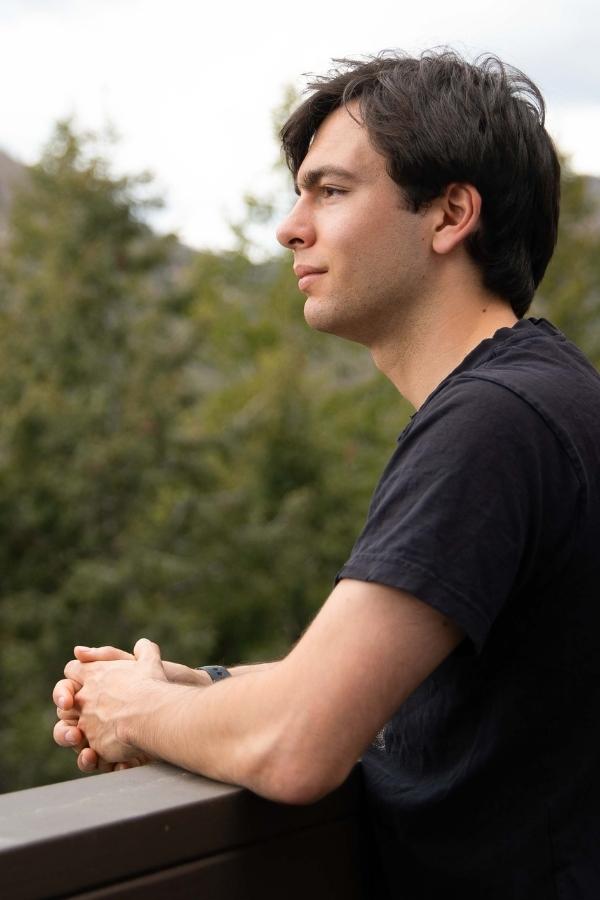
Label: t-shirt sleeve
xmin=335 ymin=375 xmax=579 ymax=653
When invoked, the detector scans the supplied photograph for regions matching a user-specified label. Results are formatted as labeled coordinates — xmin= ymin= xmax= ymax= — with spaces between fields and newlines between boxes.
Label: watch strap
xmin=196 ymin=665 xmax=231 ymax=682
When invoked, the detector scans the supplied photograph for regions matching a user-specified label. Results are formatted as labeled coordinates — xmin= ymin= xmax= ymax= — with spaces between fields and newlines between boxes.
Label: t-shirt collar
xmin=407 ymin=317 xmax=561 ymax=424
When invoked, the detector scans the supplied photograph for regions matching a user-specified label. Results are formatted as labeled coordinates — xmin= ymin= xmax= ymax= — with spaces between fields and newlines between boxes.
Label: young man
xmin=54 ymin=51 xmax=600 ymax=898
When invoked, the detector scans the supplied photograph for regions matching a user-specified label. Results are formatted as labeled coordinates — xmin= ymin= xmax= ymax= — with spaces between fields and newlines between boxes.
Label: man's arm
xmin=56 ymin=579 xmax=463 ymax=804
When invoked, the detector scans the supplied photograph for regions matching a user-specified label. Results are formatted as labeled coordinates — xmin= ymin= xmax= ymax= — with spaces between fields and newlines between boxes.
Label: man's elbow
xmin=253 ymin=749 xmax=350 ymax=806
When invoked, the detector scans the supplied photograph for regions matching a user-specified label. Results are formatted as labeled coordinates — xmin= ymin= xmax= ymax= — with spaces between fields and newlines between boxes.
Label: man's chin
xmin=303 ymin=298 xmax=367 ymax=345
xmin=303 ymin=297 xmax=337 ymax=335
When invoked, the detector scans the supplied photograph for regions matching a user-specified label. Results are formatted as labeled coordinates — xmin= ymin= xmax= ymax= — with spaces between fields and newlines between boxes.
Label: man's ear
xmin=431 ymin=183 xmax=481 ymax=255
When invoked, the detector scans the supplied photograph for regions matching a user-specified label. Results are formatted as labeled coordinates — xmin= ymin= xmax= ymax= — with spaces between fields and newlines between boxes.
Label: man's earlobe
xmin=431 ymin=183 xmax=481 ymax=256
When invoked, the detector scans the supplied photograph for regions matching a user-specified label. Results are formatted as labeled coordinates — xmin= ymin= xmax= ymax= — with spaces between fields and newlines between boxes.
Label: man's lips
xmin=294 ymin=265 xmax=327 ymax=291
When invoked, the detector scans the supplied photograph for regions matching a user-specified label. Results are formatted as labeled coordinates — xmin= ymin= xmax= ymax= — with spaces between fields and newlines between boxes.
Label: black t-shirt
xmin=336 ymin=318 xmax=600 ymax=899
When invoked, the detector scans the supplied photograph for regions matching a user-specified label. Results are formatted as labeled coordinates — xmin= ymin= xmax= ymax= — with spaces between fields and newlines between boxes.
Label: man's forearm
xmin=118 ymin=663 xmax=311 ymax=804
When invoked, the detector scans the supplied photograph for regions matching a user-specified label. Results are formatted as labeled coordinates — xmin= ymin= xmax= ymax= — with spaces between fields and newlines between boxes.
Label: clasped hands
xmin=53 ymin=639 xmax=210 ymax=773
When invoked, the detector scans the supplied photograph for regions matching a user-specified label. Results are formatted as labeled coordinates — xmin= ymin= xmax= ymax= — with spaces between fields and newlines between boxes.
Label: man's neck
xmin=370 ymin=289 xmax=518 ymax=410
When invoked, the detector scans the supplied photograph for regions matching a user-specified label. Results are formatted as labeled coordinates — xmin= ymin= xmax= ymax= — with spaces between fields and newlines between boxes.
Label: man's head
xmin=278 ymin=50 xmax=561 ymax=321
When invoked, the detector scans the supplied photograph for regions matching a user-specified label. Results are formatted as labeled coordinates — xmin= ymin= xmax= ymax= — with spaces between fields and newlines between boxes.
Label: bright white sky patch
xmin=0 ymin=0 xmax=598 ymax=252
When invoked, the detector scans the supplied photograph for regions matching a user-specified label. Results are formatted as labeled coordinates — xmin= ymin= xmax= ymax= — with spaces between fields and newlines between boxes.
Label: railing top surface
xmin=0 ymin=762 xmax=238 ymax=848
xmin=0 ymin=762 xmax=362 ymax=899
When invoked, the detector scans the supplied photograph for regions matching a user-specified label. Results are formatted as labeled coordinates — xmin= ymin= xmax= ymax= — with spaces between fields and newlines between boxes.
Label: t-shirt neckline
xmin=406 ymin=317 xmax=561 ymax=428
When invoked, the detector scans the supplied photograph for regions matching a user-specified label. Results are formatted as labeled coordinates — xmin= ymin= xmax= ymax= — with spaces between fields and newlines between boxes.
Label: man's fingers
xmin=78 ymin=749 xmax=121 ymax=774
xmin=54 ymin=719 xmax=87 ymax=750
xmin=114 ymin=758 xmax=141 ymax=771
xmin=77 ymin=749 xmax=147 ymax=774
xmin=53 ymin=678 xmax=81 ymax=711
xmin=77 ymin=748 xmax=100 ymax=772
xmin=74 ymin=645 xmax=134 ymax=662
xmin=56 ymin=709 xmax=79 ymax=723
xmin=66 ymin=643 xmax=158 ymax=685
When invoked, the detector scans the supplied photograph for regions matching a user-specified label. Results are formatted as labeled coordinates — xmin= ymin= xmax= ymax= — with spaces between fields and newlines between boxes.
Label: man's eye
xmin=320 ymin=186 xmax=344 ymax=198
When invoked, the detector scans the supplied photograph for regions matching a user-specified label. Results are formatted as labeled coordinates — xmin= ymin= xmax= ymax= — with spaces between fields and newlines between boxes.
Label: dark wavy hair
xmin=280 ymin=50 xmax=561 ymax=318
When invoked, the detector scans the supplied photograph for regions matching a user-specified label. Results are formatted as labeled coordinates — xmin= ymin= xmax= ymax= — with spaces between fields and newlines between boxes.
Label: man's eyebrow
xmin=293 ymin=165 xmax=358 ymax=196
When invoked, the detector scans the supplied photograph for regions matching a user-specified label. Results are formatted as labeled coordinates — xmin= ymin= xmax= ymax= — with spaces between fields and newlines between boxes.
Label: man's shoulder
xmin=420 ymin=320 xmax=600 ymax=459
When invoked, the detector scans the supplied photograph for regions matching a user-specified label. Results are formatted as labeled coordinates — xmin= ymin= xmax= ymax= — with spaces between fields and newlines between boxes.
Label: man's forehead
xmin=296 ymin=102 xmax=381 ymax=182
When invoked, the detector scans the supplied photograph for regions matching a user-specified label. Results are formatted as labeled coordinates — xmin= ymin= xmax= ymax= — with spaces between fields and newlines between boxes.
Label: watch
xmin=196 ymin=665 xmax=231 ymax=682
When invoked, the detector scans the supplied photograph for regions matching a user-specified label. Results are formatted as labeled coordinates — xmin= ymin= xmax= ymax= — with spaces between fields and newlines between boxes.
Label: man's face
xmin=276 ymin=101 xmax=433 ymax=347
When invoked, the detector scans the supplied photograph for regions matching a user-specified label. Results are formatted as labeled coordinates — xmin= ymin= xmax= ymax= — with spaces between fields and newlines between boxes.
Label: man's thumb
xmin=133 ymin=638 xmax=161 ymax=665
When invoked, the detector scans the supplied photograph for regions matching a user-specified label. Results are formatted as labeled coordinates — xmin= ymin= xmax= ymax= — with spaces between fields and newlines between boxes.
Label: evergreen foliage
xmin=532 ymin=167 xmax=600 ymax=364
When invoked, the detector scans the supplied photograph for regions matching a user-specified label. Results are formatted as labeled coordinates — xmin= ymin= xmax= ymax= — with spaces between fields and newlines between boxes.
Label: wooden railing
xmin=0 ymin=762 xmax=370 ymax=899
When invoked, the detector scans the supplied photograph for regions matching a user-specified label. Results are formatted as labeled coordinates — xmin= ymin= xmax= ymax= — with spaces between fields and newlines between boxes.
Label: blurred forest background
xmin=0 ymin=119 xmax=599 ymax=793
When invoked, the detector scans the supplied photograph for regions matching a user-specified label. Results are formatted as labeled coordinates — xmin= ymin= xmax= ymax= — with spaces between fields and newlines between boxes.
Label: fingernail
xmin=65 ymin=728 xmax=77 ymax=743
xmin=75 ymin=646 xmax=91 ymax=652
xmin=58 ymin=695 xmax=67 ymax=708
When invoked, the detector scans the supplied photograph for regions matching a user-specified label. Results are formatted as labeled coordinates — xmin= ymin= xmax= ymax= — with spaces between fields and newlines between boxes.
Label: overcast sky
xmin=1 ymin=0 xmax=598 ymax=254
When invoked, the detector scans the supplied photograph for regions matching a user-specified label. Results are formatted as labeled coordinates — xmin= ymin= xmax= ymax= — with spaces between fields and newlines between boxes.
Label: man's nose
xmin=276 ymin=199 xmax=316 ymax=249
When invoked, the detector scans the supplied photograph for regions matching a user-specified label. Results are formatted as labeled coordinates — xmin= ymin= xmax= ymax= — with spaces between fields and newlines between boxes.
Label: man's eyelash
xmin=320 ymin=186 xmax=345 ymax=197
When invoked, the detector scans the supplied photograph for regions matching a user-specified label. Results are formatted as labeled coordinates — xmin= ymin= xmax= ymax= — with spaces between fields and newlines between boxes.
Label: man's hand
xmin=64 ymin=638 xmax=171 ymax=764
xmin=54 ymin=644 xmax=134 ymax=773
xmin=53 ymin=642 xmax=210 ymax=772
